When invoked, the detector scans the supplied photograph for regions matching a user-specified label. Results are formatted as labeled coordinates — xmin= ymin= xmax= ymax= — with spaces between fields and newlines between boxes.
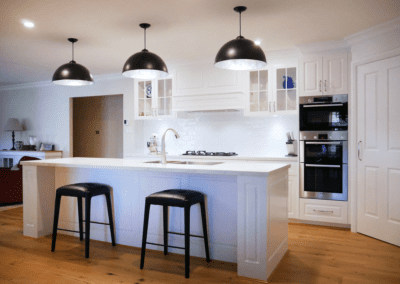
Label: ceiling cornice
xmin=344 ymin=16 xmax=400 ymax=45
xmin=0 ymin=73 xmax=128 ymax=92
xmin=295 ymin=40 xmax=350 ymax=55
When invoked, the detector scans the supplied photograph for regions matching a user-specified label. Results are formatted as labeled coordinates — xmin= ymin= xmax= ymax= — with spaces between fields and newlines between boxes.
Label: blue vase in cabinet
xmin=283 ymin=76 xmax=294 ymax=89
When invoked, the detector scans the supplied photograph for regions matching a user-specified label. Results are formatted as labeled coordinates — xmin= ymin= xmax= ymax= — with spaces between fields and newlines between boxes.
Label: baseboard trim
xmin=289 ymin=218 xmax=351 ymax=229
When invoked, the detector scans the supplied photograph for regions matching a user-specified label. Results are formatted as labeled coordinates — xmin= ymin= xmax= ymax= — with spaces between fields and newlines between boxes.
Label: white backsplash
xmin=134 ymin=112 xmax=299 ymax=157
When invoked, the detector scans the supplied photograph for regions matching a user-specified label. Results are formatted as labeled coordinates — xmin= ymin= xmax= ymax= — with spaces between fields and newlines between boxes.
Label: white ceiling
xmin=1 ymin=0 xmax=400 ymax=86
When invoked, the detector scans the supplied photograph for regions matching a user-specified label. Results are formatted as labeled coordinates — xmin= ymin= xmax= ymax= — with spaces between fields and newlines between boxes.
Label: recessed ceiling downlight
xmin=22 ymin=20 xmax=34 ymax=28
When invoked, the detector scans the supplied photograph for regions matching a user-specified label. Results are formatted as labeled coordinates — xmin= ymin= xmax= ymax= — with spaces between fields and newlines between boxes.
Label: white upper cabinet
xmin=245 ymin=61 xmax=298 ymax=116
xmin=175 ymin=65 xmax=245 ymax=96
xmin=246 ymin=69 xmax=271 ymax=115
xmin=274 ymin=66 xmax=298 ymax=115
xmin=300 ymin=53 xmax=348 ymax=97
xmin=134 ymin=76 xmax=175 ymax=120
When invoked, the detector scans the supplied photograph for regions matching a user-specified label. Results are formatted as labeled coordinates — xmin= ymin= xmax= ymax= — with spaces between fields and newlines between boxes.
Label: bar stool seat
xmin=51 ymin=183 xmax=116 ymax=258
xmin=140 ymin=189 xmax=210 ymax=278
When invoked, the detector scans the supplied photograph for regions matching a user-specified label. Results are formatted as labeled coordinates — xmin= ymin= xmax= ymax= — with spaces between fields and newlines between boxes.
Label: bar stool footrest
xmin=57 ymin=228 xmax=86 ymax=234
xmin=82 ymin=220 xmax=110 ymax=225
xmin=146 ymin=242 xmax=185 ymax=250
xmin=168 ymin=231 xmax=205 ymax=238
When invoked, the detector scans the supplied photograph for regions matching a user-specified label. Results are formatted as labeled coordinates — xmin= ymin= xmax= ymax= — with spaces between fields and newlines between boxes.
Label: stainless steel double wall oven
xmin=299 ymin=95 xmax=348 ymax=201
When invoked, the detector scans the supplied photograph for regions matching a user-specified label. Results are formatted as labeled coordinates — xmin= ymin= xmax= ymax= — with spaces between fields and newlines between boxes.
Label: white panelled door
xmin=356 ymin=55 xmax=400 ymax=246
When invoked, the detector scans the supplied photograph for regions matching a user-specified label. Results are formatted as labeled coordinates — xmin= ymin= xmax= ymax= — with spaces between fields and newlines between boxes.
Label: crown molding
xmin=345 ymin=16 xmax=400 ymax=45
xmin=0 ymin=80 xmax=52 ymax=92
xmin=295 ymin=40 xmax=350 ymax=55
xmin=0 ymin=73 xmax=127 ymax=92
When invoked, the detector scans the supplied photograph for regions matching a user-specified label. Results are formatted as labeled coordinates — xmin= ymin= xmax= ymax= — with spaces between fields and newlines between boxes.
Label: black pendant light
xmin=52 ymin=38 xmax=94 ymax=86
xmin=122 ymin=23 xmax=168 ymax=79
xmin=215 ymin=6 xmax=267 ymax=70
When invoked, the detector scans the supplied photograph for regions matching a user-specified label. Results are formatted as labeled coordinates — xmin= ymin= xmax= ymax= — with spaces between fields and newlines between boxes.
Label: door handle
xmin=319 ymin=80 xmax=322 ymax=92
xmin=313 ymin=209 xmax=333 ymax=213
xmin=269 ymin=102 xmax=271 ymax=112
xmin=358 ymin=141 xmax=362 ymax=161
xmin=324 ymin=80 xmax=327 ymax=92
xmin=273 ymin=102 xmax=276 ymax=112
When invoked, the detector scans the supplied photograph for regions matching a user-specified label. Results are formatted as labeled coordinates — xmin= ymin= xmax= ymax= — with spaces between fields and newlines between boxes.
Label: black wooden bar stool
xmin=51 ymin=183 xmax=116 ymax=258
xmin=140 ymin=189 xmax=210 ymax=278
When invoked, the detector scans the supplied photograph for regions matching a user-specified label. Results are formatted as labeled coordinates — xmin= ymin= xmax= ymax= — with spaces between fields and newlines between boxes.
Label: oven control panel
xmin=300 ymin=131 xmax=347 ymax=141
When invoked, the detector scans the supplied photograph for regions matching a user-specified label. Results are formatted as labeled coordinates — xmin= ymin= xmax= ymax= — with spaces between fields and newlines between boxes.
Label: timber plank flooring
xmin=1 ymin=208 xmax=399 ymax=283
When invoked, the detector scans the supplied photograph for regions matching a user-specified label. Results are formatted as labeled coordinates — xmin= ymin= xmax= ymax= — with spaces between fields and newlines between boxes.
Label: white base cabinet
xmin=299 ymin=198 xmax=348 ymax=224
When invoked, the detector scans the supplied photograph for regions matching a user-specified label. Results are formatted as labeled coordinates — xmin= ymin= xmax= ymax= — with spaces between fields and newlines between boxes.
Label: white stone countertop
xmin=125 ymin=153 xmax=298 ymax=162
xmin=21 ymin=157 xmax=291 ymax=177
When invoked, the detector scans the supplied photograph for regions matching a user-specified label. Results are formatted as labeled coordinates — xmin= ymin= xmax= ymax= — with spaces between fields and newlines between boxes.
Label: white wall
xmin=0 ymin=75 xmax=137 ymax=157
xmin=134 ymin=112 xmax=299 ymax=157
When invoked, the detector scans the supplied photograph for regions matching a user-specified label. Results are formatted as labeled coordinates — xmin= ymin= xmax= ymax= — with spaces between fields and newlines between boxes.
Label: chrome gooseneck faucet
xmin=161 ymin=128 xmax=180 ymax=164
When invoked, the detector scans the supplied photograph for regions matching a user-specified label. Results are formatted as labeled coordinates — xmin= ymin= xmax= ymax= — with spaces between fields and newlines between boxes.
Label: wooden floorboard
xmin=0 ymin=207 xmax=399 ymax=283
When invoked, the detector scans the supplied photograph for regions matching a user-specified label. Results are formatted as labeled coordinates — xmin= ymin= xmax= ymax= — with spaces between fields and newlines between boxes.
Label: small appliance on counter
xmin=285 ymin=132 xmax=297 ymax=157
xmin=147 ymin=133 xmax=160 ymax=154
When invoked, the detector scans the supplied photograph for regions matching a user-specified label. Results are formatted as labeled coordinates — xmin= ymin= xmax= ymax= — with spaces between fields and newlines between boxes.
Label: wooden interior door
xmin=356 ymin=55 xmax=400 ymax=246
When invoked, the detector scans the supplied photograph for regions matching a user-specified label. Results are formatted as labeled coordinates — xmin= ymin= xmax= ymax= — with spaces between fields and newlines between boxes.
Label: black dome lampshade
xmin=52 ymin=38 xmax=94 ymax=86
xmin=122 ymin=23 xmax=168 ymax=80
xmin=215 ymin=6 xmax=267 ymax=70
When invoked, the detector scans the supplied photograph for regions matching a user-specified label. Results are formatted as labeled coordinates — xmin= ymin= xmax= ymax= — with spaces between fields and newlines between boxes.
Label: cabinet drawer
xmin=300 ymin=198 xmax=348 ymax=224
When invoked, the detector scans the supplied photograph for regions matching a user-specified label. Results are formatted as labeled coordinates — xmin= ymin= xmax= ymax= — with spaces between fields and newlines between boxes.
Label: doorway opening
xmin=71 ymin=95 xmax=123 ymax=158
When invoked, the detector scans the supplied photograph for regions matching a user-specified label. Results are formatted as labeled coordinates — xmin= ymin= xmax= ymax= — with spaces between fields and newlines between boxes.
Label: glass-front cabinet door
xmin=156 ymin=78 xmax=173 ymax=117
xmin=135 ymin=77 xmax=175 ymax=119
xmin=137 ymin=80 xmax=154 ymax=118
xmin=247 ymin=69 xmax=271 ymax=115
xmin=274 ymin=66 xmax=297 ymax=114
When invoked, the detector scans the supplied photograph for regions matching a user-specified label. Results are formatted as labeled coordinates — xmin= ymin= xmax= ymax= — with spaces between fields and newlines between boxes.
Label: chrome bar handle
xmin=306 ymin=142 xmax=341 ymax=145
xmin=319 ymin=80 xmax=322 ymax=92
xmin=269 ymin=102 xmax=271 ymax=112
xmin=303 ymin=104 xmax=343 ymax=108
xmin=358 ymin=141 xmax=362 ymax=161
xmin=324 ymin=80 xmax=327 ymax=92
xmin=313 ymin=209 xmax=334 ymax=213
xmin=273 ymin=102 xmax=276 ymax=112
xmin=305 ymin=164 xmax=341 ymax=168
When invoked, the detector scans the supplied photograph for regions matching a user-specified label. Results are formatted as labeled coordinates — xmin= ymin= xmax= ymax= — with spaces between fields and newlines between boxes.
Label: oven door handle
xmin=303 ymin=104 xmax=343 ymax=108
xmin=305 ymin=142 xmax=341 ymax=145
xmin=305 ymin=164 xmax=341 ymax=168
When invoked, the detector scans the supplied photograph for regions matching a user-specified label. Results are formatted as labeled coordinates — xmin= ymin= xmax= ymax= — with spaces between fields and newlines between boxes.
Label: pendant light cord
xmin=72 ymin=42 xmax=74 ymax=61
xmin=144 ymin=28 xmax=146 ymax=50
xmin=239 ymin=11 xmax=241 ymax=37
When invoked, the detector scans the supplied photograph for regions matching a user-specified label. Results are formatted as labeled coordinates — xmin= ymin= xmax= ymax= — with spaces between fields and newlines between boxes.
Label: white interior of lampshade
xmin=52 ymin=79 xmax=94 ymax=86
xmin=122 ymin=69 xmax=169 ymax=80
xmin=214 ymin=59 xmax=267 ymax=70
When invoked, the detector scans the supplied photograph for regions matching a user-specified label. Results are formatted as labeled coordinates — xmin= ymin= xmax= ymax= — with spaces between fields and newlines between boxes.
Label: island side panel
xmin=23 ymin=165 xmax=56 ymax=238
xmin=237 ymin=168 xmax=289 ymax=282
xmin=266 ymin=168 xmax=289 ymax=278
xmin=237 ymin=175 xmax=268 ymax=281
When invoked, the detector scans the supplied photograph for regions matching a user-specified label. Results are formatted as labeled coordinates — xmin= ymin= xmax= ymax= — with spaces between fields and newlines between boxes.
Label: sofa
xmin=0 ymin=156 xmax=41 ymax=204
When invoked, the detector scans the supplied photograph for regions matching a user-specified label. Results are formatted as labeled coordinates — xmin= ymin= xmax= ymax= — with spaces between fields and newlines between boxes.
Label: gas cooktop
xmin=182 ymin=151 xmax=238 ymax=156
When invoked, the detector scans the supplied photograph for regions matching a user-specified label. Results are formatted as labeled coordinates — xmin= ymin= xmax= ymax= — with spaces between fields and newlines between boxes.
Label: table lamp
xmin=4 ymin=118 xmax=23 ymax=150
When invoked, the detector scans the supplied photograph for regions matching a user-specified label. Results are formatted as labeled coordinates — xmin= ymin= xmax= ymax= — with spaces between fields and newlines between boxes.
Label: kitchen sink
xmin=144 ymin=160 xmax=223 ymax=166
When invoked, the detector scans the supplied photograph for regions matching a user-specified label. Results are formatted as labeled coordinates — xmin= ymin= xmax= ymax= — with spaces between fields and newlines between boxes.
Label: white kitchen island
xmin=21 ymin=157 xmax=290 ymax=281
